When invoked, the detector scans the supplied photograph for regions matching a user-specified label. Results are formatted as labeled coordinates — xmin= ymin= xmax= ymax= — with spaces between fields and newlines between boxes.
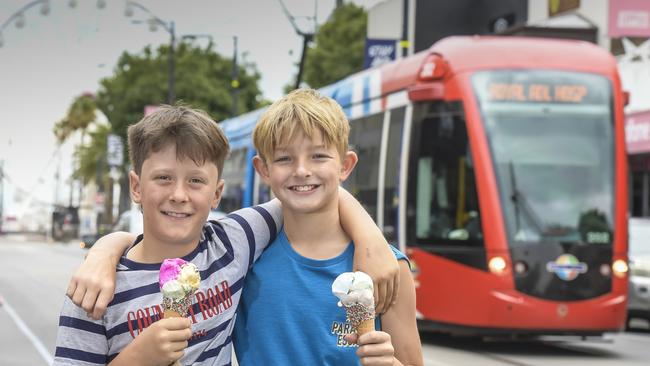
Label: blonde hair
xmin=128 ymin=105 xmax=229 ymax=177
xmin=253 ymin=88 xmax=349 ymax=162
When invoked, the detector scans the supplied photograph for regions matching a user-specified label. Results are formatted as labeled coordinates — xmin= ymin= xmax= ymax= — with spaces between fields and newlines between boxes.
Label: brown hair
xmin=253 ymin=88 xmax=349 ymax=162
xmin=127 ymin=105 xmax=229 ymax=177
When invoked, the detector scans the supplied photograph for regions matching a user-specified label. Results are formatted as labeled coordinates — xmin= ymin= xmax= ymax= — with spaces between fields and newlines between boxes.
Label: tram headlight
xmin=488 ymin=256 xmax=507 ymax=275
xmin=612 ymin=259 xmax=628 ymax=278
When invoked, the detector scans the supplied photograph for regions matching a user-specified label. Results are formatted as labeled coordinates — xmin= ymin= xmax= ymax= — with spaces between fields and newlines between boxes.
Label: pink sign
xmin=144 ymin=105 xmax=161 ymax=116
xmin=609 ymin=0 xmax=650 ymax=37
xmin=626 ymin=110 xmax=650 ymax=154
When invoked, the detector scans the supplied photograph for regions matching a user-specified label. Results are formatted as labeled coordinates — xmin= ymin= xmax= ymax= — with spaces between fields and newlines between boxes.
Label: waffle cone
xmin=164 ymin=309 xmax=182 ymax=318
xmin=163 ymin=309 xmax=184 ymax=366
xmin=356 ymin=318 xmax=375 ymax=335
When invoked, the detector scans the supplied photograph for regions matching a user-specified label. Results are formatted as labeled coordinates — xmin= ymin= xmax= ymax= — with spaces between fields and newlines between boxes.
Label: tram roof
xmin=219 ymin=36 xmax=619 ymax=137
xmin=429 ymin=36 xmax=618 ymax=74
xmin=376 ymin=36 xmax=619 ymax=94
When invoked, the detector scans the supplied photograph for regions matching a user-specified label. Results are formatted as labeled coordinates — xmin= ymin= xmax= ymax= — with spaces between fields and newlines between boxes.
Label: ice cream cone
xmin=159 ymin=259 xmax=201 ymax=366
xmin=163 ymin=310 xmax=182 ymax=319
xmin=355 ymin=317 xmax=375 ymax=335
xmin=163 ymin=309 xmax=185 ymax=366
xmin=332 ymin=272 xmax=376 ymax=336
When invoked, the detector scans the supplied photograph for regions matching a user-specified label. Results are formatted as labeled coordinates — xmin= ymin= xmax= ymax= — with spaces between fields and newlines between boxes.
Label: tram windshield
xmin=472 ymin=70 xmax=614 ymax=245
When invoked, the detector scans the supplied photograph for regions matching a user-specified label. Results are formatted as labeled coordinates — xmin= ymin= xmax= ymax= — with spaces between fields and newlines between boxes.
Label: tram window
xmin=383 ymin=107 xmax=405 ymax=241
xmin=407 ymin=102 xmax=483 ymax=247
xmin=220 ymin=148 xmax=247 ymax=213
xmin=345 ymin=112 xmax=383 ymax=220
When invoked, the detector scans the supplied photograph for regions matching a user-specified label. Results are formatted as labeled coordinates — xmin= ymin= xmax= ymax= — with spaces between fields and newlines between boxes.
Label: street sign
xmin=107 ymin=134 xmax=124 ymax=167
xmin=364 ymin=38 xmax=396 ymax=69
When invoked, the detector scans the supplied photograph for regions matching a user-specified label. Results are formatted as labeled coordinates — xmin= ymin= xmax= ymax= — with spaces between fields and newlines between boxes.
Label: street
xmin=1 ymin=235 xmax=649 ymax=366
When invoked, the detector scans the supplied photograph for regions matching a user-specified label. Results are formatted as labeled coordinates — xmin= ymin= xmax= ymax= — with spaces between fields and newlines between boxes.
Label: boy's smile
xmin=130 ymin=144 xmax=224 ymax=255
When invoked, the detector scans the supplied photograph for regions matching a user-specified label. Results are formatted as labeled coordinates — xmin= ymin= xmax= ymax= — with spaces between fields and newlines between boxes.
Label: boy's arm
xmin=338 ymin=187 xmax=400 ymax=314
xmin=66 ymin=231 xmax=136 ymax=319
xmin=227 ymin=198 xmax=283 ymax=263
xmin=353 ymin=261 xmax=424 ymax=366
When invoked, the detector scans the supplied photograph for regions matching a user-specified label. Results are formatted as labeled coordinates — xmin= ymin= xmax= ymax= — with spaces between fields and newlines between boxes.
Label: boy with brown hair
xmin=234 ymin=89 xmax=423 ymax=365
xmin=55 ymin=105 xmax=399 ymax=365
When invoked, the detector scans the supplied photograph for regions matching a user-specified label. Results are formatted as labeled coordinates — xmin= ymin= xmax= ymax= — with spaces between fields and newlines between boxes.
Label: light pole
xmin=276 ymin=0 xmax=318 ymax=90
xmin=0 ymin=0 xmax=107 ymax=48
xmin=184 ymin=34 xmax=239 ymax=117
xmin=0 ymin=159 xmax=4 ymax=233
xmin=0 ymin=0 xmax=51 ymax=48
xmin=231 ymin=35 xmax=239 ymax=117
xmin=125 ymin=1 xmax=176 ymax=104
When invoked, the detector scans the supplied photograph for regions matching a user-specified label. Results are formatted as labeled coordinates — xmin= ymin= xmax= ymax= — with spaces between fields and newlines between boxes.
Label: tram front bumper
xmin=488 ymin=289 xmax=627 ymax=332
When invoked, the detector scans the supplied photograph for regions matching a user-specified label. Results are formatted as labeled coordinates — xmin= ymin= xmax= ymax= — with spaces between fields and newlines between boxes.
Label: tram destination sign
xmin=487 ymin=82 xmax=588 ymax=103
xmin=474 ymin=70 xmax=611 ymax=106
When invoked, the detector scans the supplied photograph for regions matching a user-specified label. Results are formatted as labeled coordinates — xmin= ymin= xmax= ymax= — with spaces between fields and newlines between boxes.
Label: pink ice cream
xmin=159 ymin=258 xmax=201 ymax=317
xmin=159 ymin=258 xmax=188 ymax=289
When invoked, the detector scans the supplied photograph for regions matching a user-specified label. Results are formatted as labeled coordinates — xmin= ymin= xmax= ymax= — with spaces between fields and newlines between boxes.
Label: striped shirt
xmin=53 ymin=203 xmax=281 ymax=365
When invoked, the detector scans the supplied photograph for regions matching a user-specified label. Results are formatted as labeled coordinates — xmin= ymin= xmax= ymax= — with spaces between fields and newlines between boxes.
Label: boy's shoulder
xmin=205 ymin=203 xmax=282 ymax=238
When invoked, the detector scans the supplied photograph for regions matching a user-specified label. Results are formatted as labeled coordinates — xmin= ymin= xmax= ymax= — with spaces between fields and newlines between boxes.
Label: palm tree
xmin=53 ymin=93 xmax=97 ymax=145
xmin=53 ymin=93 xmax=116 ymax=229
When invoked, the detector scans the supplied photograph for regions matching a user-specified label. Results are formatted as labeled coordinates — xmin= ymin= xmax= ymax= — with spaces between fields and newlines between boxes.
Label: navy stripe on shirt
xmin=228 ymin=213 xmax=256 ymax=270
xmin=55 ymin=347 xmax=108 ymax=364
xmin=106 ymin=317 xmax=135 ymax=340
xmin=187 ymin=317 xmax=232 ymax=347
xmin=109 ymin=282 xmax=160 ymax=306
xmin=59 ymin=316 xmax=106 ymax=336
xmin=201 ymin=226 xmax=235 ymax=281
xmin=196 ymin=335 xmax=233 ymax=362
xmin=251 ymin=206 xmax=277 ymax=242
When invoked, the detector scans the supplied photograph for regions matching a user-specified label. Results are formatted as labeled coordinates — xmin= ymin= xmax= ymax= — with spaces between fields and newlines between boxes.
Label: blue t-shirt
xmin=233 ymin=229 xmax=407 ymax=365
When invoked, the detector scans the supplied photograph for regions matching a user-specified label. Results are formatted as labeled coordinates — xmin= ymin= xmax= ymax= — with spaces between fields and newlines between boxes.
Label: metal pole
xmin=295 ymin=33 xmax=312 ymax=90
xmin=401 ymin=0 xmax=409 ymax=57
xmin=168 ymin=21 xmax=175 ymax=104
xmin=632 ymin=172 xmax=650 ymax=217
xmin=0 ymin=159 xmax=4 ymax=232
xmin=231 ymin=35 xmax=239 ymax=117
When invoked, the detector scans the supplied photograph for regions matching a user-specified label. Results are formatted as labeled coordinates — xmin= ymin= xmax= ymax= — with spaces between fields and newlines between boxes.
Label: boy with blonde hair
xmin=234 ymin=89 xmax=423 ymax=365
xmin=56 ymin=105 xmax=399 ymax=365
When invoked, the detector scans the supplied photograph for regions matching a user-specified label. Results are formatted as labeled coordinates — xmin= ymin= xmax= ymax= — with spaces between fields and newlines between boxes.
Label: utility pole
xmin=231 ymin=35 xmax=239 ymax=117
xmin=401 ymin=0 xmax=410 ymax=57
xmin=168 ymin=21 xmax=176 ymax=104
xmin=295 ymin=33 xmax=313 ymax=89
xmin=276 ymin=0 xmax=317 ymax=90
xmin=125 ymin=1 xmax=176 ymax=104
xmin=0 ymin=159 xmax=4 ymax=233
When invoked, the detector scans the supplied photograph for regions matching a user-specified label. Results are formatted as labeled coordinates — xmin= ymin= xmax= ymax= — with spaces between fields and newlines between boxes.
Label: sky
xmin=0 ymin=0 xmax=380 ymax=226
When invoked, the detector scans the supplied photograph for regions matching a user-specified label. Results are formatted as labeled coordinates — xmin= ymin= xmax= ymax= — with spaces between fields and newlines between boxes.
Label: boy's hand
xmin=67 ymin=249 xmax=117 ymax=319
xmin=345 ymin=331 xmax=395 ymax=366
xmin=66 ymin=231 xmax=135 ymax=319
xmin=122 ymin=318 xmax=192 ymax=366
xmin=353 ymin=246 xmax=400 ymax=315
